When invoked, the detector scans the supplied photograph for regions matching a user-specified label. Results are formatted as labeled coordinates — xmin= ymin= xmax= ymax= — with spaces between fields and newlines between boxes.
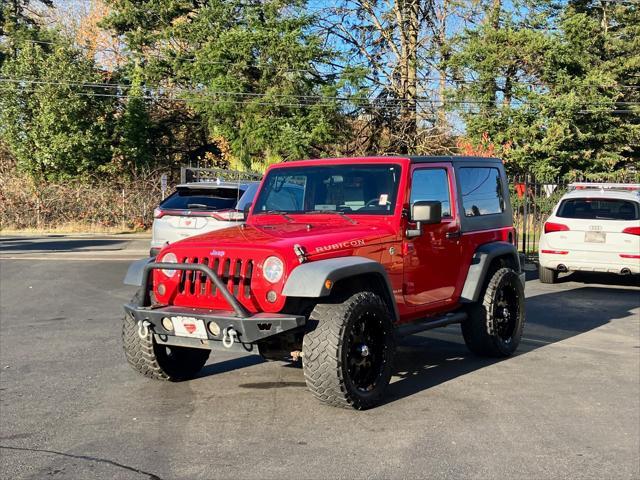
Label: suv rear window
xmin=557 ymin=198 xmax=639 ymax=220
xmin=160 ymin=187 xmax=243 ymax=211
xmin=459 ymin=167 xmax=505 ymax=217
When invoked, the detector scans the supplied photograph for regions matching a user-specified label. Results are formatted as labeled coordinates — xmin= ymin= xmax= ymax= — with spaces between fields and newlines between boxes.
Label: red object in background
xmin=515 ymin=183 xmax=526 ymax=198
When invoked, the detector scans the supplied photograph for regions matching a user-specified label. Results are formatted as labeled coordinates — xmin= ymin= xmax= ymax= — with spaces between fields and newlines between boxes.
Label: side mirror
xmin=407 ymin=201 xmax=442 ymax=238
xmin=243 ymin=203 xmax=252 ymax=221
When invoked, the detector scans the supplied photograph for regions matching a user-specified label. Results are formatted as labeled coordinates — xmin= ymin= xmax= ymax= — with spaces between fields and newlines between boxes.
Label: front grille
xmin=176 ymin=255 xmax=255 ymax=301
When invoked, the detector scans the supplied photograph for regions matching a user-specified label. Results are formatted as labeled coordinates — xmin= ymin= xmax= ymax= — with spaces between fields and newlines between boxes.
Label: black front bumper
xmin=124 ymin=303 xmax=306 ymax=344
xmin=125 ymin=260 xmax=305 ymax=345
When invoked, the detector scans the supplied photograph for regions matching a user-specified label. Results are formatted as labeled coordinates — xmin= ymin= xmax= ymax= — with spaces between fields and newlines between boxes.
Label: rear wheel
xmin=538 ymin=264 xmax=558 ymax=284
xmin=462 ymin=268 xmax=525 ymax=357
xmin=122 ymin=291 xmax=210 ymax=381
xmin=302 ymin=292 xmax=395 ymax=410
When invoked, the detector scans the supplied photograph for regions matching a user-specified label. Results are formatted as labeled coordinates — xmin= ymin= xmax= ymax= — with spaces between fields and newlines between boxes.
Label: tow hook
xmin=137 ymin=320 xmax=151 ymax=339
xmin=290 ymin=350 xmax=304 ymax=362
xmin=222 ymin=327 xmax=238 ymax=348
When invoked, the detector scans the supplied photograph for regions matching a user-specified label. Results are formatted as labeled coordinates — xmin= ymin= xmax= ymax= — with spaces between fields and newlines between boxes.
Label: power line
xmin=1 ymin=77 xmax=639 ymax=107
xmin=1 ymin=84 xmax=637 ymax=115
xmin=9 ymin=39 xmax=640 ymax=90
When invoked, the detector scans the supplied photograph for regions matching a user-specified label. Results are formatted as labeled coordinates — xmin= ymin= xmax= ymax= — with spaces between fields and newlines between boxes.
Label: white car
xmin=150 ymin=181 xmax=259 ymax=256
xmin=538 ymin=183 xmax=640 ymax=283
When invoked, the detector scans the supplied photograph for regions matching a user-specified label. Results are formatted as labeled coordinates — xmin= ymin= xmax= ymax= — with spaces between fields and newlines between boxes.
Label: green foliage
xmin=450 ymin=0 xmax=639 ymax=180
xmin=111 ymin=63 xmax=155 ymax=172
xmin=103 ymin=0 xmax=346 ymax=169
xmin=0 ymin=0 xmax=637 ymax=181
xmin=0 ymin=36 xmax=115 ymax=179
xmin=0 ymin=0 xmax=54 ymax=66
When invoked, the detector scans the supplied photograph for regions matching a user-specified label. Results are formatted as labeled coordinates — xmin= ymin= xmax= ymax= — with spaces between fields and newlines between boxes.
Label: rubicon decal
xmin=315 ymin=239 xmax=366 ymax=253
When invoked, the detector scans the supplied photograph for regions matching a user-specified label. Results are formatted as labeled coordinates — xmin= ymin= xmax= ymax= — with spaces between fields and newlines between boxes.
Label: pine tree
xmin=103 ymin=0 xmax=345 ymax=169
xmin=112 ymin=63 xmax=154 ymax=172
xmin=0 ymin=0 xmax=54 ymax=66
xmin=451 ymin=0 xmax=639 ymax=179
xmin=0 ymin=37 xmax=115 ymax=179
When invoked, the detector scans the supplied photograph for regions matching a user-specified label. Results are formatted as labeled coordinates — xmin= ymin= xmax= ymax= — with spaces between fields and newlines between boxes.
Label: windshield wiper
xmin=307 ymin=210 xmax=357 ymax=224
xmin=259 ymin=210 xmax=295 ymax=222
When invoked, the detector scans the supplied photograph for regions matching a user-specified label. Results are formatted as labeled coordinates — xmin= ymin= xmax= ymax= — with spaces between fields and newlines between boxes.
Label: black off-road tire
xmin=302 ymin=291 xmax=395 ymax=410
xmin=122 ymin=291 xmax=210 ymax=381
xmin=538 ymin=264 xmax=558 ymax=284
xmin=462 ymin=267 xmax=525 ymax=357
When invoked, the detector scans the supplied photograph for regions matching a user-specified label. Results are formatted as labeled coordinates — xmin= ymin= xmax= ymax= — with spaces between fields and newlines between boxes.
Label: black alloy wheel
xmin=345 ymin=311 xmax=388 ymax=393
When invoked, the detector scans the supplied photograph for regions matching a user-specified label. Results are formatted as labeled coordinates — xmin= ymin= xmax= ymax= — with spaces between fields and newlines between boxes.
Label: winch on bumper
xmin=124 ymin=261 xmax=306 ymax=348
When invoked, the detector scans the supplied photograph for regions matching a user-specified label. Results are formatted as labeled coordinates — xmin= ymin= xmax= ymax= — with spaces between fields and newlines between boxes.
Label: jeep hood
xmin=167 ymin=220 xmax=397 ymax=258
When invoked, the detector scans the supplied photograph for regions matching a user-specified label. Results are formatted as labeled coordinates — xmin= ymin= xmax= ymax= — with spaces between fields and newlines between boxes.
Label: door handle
xmin=446 ymin=230 xmax=461 ymax=239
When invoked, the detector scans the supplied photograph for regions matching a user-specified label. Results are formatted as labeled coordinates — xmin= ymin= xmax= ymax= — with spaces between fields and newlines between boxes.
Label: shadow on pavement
xmin=0 ymin=238 xmax=126 ymax=252
xmin=196 ymin=354 xmax=265 ymax=378
xmin=524 ymin=264 xmax=639 ymax=287
xmin=385 ymin=283 xmax=639 ymax=404
xmin=162 ymin=276 xmax=639 ymax=405
xmin=558 ymin=271 xmax=640 ymax=287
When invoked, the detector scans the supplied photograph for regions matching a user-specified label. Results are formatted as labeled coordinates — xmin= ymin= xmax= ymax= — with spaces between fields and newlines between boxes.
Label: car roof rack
xmin=180 ymin=166 xmax=262 ymax=184
xmin=568 ymin=182 xmax=640 ymax=192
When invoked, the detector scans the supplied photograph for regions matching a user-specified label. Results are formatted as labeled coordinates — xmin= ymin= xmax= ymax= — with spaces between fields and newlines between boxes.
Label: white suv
xmin=150 ymin=181 xmax=259 ymax=256
xmin=538 ymin=183 xmax=640 ymax=283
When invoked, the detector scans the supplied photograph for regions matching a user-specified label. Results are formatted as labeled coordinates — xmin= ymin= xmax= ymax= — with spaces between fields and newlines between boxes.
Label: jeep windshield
xmin=253 ymin=164 xmax=401 ymax=215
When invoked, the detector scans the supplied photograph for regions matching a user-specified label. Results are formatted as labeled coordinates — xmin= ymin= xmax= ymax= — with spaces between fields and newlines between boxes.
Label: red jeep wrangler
xmin=123 ymin=156 xmax=526 ymax=409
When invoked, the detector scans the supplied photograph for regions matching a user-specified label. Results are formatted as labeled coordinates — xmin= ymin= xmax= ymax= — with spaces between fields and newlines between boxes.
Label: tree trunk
xmin=484 ymin=0 xmax=502 ymax=112
xmin=407 ymin=1 xmax=419 ymax=150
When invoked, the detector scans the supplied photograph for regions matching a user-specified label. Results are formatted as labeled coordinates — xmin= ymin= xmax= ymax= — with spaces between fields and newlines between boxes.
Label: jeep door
xmin=403 ymin=163 xmax=462 ymax=307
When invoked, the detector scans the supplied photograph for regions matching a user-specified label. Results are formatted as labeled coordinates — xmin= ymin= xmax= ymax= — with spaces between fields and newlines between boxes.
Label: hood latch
xmin=293 ymin=244 xmax=308 ymax=263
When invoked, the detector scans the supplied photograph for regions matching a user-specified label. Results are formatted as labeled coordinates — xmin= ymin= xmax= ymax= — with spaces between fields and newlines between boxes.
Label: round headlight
xmin=262 ymin=256 xmax=284 ymax=283
xmin=160 ymin=252 xmax=178 ymax=278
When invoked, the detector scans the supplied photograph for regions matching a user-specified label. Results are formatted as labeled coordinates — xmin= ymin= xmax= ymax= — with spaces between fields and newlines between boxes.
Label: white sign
xmin=161 ymin=174 xmax=168 ymax=199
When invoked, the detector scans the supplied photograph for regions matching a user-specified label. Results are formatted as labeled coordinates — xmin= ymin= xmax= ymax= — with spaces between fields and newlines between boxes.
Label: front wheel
xmin=462 ymin=267 xmax=525 ymax=357
xmin=122 ymin=290 xmax=210 ymax=381
xmin=302 ymin=292 xmax=396 ymax=410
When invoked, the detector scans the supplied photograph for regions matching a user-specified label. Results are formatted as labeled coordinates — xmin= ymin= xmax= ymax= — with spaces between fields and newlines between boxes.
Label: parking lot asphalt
xmin=1 ymin=235 xmax=639 ymax=479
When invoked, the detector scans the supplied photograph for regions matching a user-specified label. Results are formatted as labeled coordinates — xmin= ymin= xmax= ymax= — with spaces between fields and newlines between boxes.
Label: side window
xmin=410 ymin=169 xmax=451 ymax=217
xmin=459 ymin=167 xmax=504 ymax=217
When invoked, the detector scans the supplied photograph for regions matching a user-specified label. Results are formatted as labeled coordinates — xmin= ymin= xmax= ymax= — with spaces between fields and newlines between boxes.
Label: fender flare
xmin=282 ymin=256 xmax=399 ymax=321
xmin=459 ymin=242 xmax=522 ymax=303
xmin=124 ymin=257 xmax=155 ymax=286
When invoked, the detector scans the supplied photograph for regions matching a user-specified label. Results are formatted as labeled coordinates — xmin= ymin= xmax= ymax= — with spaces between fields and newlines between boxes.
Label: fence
xmin=0 ymin=166 xmax=264 ymax=231
xmin=180 ymin=166 xmax=262 ymax=184
xmin=0 ymin=171 xmax=168 ymax=231
xmin=509 ymin=176 xmax=569 ymax=259
xmin=1 ymin=161 xmax=637 ymax=245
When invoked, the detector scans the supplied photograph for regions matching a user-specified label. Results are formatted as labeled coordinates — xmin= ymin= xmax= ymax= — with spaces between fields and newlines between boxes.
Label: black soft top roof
xmin=407 ymin=155 xmax=502 ymax=164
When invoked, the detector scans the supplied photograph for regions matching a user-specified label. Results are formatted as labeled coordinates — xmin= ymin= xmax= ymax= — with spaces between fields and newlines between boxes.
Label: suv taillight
xmin=622 ymin=226 xmax=640 ymax=236
xmin=544 ymin=222 xmax=570 ymax=234
xmin=212 ymin=210 xmax=245 ymax=221
xmin=154 ymin=208 xmax=165 ymax=219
